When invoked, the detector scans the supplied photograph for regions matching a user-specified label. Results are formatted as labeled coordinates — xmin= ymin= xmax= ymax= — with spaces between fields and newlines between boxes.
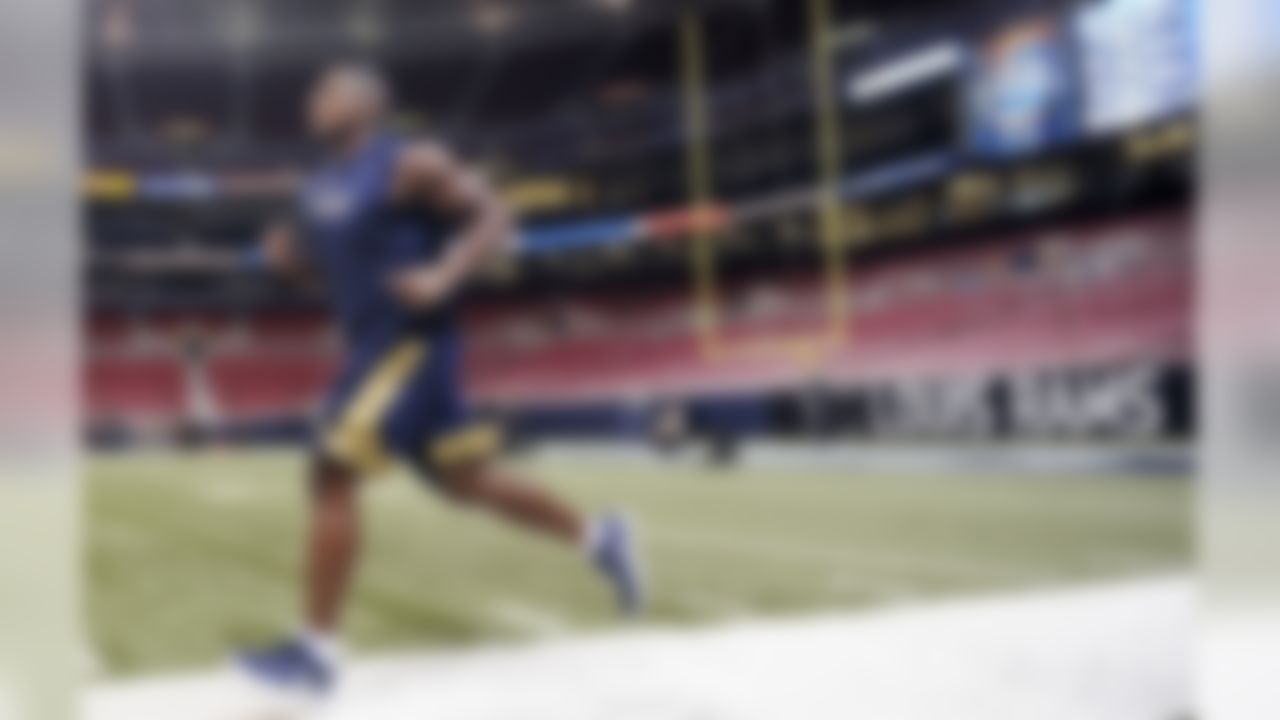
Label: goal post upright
xmin=678 ymin=10 xmax=723 ymax=362
xmin=807 ymin=0 xmax=853 ymax=352
xmin=675 ymin=1 xmax=851 ymax=372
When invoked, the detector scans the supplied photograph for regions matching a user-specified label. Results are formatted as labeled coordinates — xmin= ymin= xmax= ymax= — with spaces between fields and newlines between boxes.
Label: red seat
xmin=207 ymin=354 xmax=338 ymax=418
xmin=88 ymin=356 xmax=186 ymax=419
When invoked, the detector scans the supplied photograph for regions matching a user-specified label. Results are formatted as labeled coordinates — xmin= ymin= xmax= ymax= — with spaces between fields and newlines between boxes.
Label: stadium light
xmin=474 ymin=2 xmax=515 ymax=36
xmin=348 ymin=2 xmax=385 ymax=48
xmin=223 ymin=1 xmax=262 ymax=52
xmin=594 ymin=0 xmax=633 ymax=13
xmin=849 ymin=41 xmax=964 ymax=104
xmin=99 ymin=0 xmax=135 ymax=54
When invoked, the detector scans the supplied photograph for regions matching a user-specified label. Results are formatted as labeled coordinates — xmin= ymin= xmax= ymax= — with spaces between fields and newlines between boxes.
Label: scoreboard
xmin=1076 ymin=0 xmax=1199 ymax=134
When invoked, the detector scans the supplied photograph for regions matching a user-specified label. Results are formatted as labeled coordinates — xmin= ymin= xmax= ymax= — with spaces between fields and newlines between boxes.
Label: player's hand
xmin=262 ymin=221 xmax=300 ymax=272
xmin=388 ymin=265 xmax=458 ymax=310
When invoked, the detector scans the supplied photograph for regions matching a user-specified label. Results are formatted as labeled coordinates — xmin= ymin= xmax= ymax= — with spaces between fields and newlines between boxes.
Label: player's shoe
xmin=591 ymin=512 xmax=646 ymax=617
xmin=235 ymin=638 xmax=336 ymax=698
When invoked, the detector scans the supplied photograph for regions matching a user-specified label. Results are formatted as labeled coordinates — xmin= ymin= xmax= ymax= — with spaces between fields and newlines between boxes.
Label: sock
xmin=297 ymin=627 xmax=342 ymax=669
xmin=582 ymin=516 xmax=607 ymax=558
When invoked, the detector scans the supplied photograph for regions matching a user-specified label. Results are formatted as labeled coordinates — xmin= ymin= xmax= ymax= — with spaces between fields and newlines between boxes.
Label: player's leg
xmin=437 ymin=457 xmax=585 ymax=544
xmin=235 ymin=342 xmax=397 ymax=697
xmin=238 ymin=338 xmax=445 ymax=697
xmin=305 ymin=455 xmax=362 ymax=634
xmin=236 ymin=455 xmax=357 ymax=695
xmin=392 ymin=334 xmax=647 ymax=615
xmin=435 ymin=456 xmax=646 ymax=616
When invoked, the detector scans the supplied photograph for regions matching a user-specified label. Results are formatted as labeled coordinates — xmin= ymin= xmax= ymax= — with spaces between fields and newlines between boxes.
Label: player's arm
xmin=252 ymin=219 xmax=307 ymax=275
xmin=243 ymin=219 xmax=322 ymax=288
xmin=386 ymin=143 xmax=514 ymax=310
xmin=116 ymin=219 xmax=306 ymax=277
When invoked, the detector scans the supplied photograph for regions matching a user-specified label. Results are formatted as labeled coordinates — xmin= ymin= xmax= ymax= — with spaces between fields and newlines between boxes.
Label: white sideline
xmin=86 ymin=577 xmax=1192 ymax=720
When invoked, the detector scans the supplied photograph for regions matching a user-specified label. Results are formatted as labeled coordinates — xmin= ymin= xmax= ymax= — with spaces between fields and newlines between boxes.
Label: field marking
xmin=486 ymin=599 xmax=570 ymax=639
xmin=646 ymin=524 xmax=1059 ymax=582
xmin=671 ymin=590 xmax=752 ymax=619
xmin=529 ymin=454 xmax=1187 ymax=525
xmin=194 ymin=483 xmax=258 ymax=507
xmin=826 ymin=571 xmax=922 ymax=602
xmin=529 ymin=442 xmax=1192 ymax=479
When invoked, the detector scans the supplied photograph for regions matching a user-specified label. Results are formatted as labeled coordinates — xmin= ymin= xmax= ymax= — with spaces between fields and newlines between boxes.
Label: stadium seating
xmin=205 ymin=353 xmax=338 ymax=418
xmin=468 ymin=214 xmax=1192 ymax=401
xmin=85 ymin=214 xmax=1191 ymax=423
xmin=87 ymin=355 xmax=186 ymax=421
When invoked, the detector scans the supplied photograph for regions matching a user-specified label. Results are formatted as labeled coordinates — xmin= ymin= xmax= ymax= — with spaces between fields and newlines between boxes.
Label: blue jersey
xmin=300 ymin=133 xmax=456 ymax=347
xmin=298 ymin=133 xmax=498 ymax=480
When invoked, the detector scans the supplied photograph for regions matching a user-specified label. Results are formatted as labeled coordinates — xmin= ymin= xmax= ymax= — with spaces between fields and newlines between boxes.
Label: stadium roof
xmin=89 ymin=0 xmax=767 ymax=61
xmin=86 ymin=0 xmax=1048 ymax=164
xmin=87 ymin=0 xmax=1020 ymax=62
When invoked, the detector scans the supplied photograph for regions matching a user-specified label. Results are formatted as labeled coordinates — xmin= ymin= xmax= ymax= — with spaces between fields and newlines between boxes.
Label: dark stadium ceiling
xmin=86 ymin=0 xmax=1063 ymax=156
xmin=87 ymin=0 xmax=1030 ymax=62
xmin=89 ymin=0 xmax=735 ymax=60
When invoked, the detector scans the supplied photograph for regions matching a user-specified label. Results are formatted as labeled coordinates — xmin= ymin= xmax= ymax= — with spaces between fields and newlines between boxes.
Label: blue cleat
xmin=592 ymin=512 xmax=646 ymax=617
xmin=235 ymin=638 xmax=336 ymax=697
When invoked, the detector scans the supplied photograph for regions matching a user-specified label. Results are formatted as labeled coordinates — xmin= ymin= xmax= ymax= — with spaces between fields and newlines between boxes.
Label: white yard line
xmin=486 ymin=599 xmax=570 ymax=639
xmin=532 ymin=442 xmax=1193 ymax=478
xmin=194 ymin=483 xmax=257 ymax=507
xmin=670 ymin=589 xmax=753 ymax=619
xmin=86 ymin=576 xmax=1192 ymax=720
xmin=826 ymin=571 xmax=923 ymax=602
xmin=647 ymin=524 xmax=1060 ymax=582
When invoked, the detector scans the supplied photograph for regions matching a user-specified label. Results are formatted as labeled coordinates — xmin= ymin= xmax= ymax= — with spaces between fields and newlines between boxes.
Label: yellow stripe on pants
xmin=324 ymin=340 xmax=428 ymax=477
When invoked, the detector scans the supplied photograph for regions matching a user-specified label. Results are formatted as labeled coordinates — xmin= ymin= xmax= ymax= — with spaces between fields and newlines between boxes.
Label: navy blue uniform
xmin=299 ymin=133 xmax=497 ymax=479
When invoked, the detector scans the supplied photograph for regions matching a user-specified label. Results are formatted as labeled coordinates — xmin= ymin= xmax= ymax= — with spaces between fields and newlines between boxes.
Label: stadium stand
xmin=86 ymin=212 xmax=1190 ymax=431
xmin=87 ymin=355 xmax=186 ymax=421
xmin=84 ymin=0 xmax=1197 ymax=446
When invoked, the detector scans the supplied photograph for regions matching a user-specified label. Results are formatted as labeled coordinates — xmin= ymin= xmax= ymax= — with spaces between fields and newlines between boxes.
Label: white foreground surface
xmin=87 ymin=577 xmax=1192 ymax=720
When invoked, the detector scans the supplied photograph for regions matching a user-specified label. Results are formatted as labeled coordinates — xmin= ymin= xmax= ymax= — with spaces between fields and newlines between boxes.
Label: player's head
xmin=308 ymin=61 xmax=390 ymax=145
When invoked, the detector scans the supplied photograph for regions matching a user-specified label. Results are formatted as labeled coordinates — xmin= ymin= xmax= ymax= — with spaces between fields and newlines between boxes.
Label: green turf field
xmin=87 ymin=448 xmax=1191 ymax=677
